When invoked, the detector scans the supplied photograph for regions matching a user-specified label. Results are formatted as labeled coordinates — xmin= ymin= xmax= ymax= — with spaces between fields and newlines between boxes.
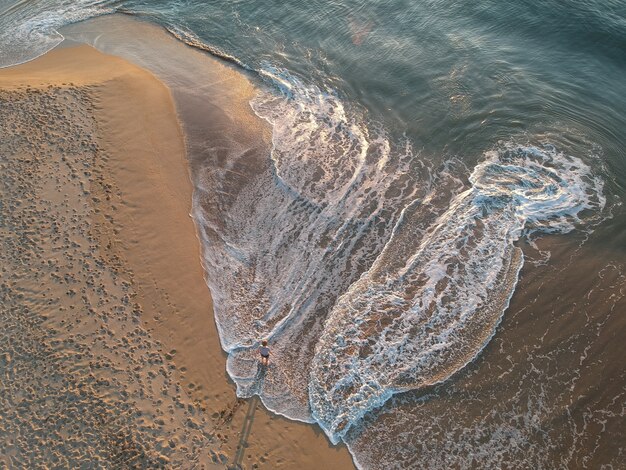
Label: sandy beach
xmin=0 ymin=43 xmax=354 ymax=468
xmin=4 ymin=8 xmax=624 ymax=469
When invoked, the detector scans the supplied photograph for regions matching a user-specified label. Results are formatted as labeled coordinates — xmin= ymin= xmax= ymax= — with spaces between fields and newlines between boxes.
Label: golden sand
xmin=0 ymin=45 xmax=353 ymax=468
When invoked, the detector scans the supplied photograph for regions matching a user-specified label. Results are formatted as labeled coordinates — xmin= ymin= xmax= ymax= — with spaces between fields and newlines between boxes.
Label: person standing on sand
xmin=259 ymin=340 xmax=270 ymax=366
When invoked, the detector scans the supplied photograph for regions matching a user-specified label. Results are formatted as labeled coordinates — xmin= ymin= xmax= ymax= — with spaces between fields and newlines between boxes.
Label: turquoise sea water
xmin=1 ymin=1 xmax=625 ymax=468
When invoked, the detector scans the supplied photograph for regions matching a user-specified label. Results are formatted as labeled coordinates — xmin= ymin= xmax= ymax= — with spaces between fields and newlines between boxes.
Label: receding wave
xmin=2 ymin=3 xmax=617 ymax=468
xmin=198 ymin=68 xmax=426 ymax=421
xmin=309 ymin=144 xmax=605 ymax=443
xmin=252 ymin=65 xmax=374 ymax=205
xmin=0 ymin=0 xmax=117 ymax=68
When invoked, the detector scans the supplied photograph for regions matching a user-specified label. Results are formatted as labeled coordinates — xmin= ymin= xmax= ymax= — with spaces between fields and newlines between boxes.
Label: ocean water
xmin=2 ymin=1 xmax=625 ymax=468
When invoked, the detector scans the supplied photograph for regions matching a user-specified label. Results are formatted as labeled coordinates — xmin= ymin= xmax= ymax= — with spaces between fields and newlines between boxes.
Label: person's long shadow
xmin=232 ymin=364 xmax=267 ymax=469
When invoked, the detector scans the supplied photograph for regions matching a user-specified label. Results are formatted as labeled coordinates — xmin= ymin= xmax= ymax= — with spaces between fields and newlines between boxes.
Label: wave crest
xmin=251 ymin=66 xmax=372 ymax=205
xmin=309 ymin=144 xmax=605 ymax=444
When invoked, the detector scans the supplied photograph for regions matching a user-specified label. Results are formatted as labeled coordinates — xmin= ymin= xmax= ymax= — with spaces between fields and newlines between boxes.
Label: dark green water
xmin=123 ymin=0 xmax=626 ymax=163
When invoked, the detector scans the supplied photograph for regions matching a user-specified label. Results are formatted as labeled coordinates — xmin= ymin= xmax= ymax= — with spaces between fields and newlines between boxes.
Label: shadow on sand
xmin=230 ymin=363 xmax=267 ymax=469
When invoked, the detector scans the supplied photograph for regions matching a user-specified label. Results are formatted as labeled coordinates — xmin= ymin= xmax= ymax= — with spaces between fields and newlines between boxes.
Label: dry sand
xmin=0 ymin=45 xmax=354 ymax=468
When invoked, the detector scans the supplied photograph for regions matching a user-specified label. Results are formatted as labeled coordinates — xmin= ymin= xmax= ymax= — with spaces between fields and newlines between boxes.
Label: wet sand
xmin=0 ymin=44 xmax=354 ymax=468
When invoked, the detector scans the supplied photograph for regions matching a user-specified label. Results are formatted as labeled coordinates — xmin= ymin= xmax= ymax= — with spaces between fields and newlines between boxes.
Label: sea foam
xmin=0 ymin=0 xmax=114 ymax=68
xmin=309 ymin=144 xmax=605 ymax=443
xmin=202 ymin=68 xmax=425 ymax=421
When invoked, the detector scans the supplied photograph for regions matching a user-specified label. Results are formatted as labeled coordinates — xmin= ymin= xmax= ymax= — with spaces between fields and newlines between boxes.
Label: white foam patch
xmin=309 ymin=144 xmax=605 ymax=443
xmin=252 ymin=65 xmax=372 ymax=204
xmin=0 ymin=0 xmax=113 ymax=68
xmin=198 ymin=69 xmax=427 ymax=421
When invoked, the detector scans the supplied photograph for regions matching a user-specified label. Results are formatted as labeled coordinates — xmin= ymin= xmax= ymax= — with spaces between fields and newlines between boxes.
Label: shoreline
xmin=0 ymin=41 xmax=354 ymax=468
xmin=2 ymin=11 xmax=625 ymax=470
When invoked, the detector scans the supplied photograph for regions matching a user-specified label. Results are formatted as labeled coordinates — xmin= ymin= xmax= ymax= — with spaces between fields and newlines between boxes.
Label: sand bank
xmin=0 ymin=44 xmax=353 ymax=468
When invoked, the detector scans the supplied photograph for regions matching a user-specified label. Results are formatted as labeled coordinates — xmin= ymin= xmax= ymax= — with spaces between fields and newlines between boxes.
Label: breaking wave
xmin=1 ymin=2 xmax=617 ymax=468
xmin=309 ymin=144 xmax=605 ymax=443
xmin=253 ymin=65 xmax=372 ymax=204
xmin=0 ymin=0 xmax=116 ymax=68
xmin=201 ymin=68 xmax=425 ymax=421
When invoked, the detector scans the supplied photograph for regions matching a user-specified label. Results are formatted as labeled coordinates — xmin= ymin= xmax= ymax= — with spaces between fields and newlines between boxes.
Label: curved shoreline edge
xmin=0 ymin=26 xmax=355 ymax=470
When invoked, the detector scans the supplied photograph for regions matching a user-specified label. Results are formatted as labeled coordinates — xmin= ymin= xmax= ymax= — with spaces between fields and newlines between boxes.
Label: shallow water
xmin=2 ymin=1 xmax=625 ymax=467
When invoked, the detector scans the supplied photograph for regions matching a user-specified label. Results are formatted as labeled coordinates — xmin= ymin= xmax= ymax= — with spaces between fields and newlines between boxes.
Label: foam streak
xmin=309 ymin=144 xmax=605 ymax=443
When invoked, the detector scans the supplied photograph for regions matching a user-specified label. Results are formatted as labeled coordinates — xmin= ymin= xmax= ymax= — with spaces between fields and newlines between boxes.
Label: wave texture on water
xmin=309 ymin=144 xmax=605 ymax=443
xmin=0 ymin=0 xmax=117 ymax=68
xmin=198 ymin=68 xmax=426 ymax=421
xmin=2 ymin=2 xmax=621 ymax=466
